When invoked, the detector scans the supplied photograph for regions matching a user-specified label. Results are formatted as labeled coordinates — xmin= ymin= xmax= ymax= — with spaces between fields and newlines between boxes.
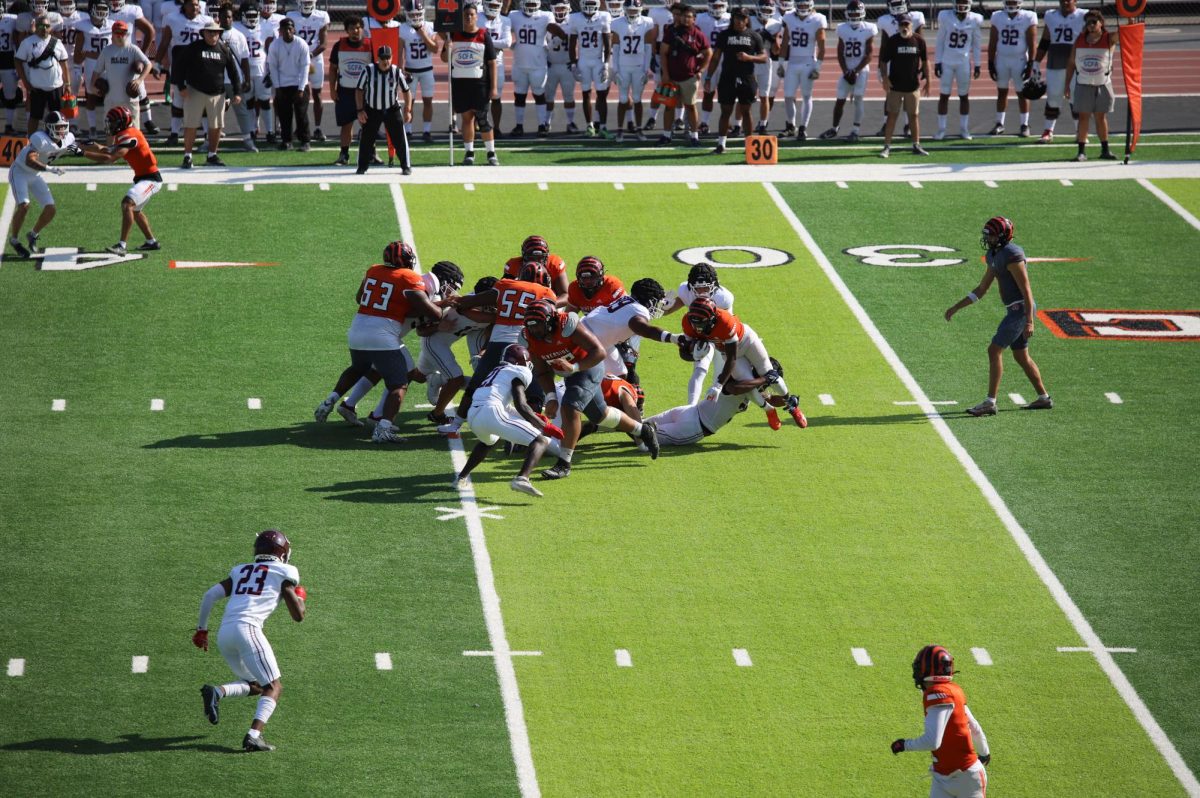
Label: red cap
xmin=112 ymin=20 xmax=129 ymax=33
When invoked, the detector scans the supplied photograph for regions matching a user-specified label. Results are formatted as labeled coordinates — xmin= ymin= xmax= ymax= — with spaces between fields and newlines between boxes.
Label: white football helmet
xmin=778 ymin=0 xmax=794 ymax=14
xmin=552 ymin=0 xmax=568 ymax=21
xmin=756 ymin=0 xmax=774 ymax=20
xmin=845 ymin=0 xmax=864 ymax=24
xmin=299 ymin=0 xmax=316 ymax=14
xmin=954 ymin=0 xmax=969 ymax=12
xmin=241 ymin=5 xmax=260 ymax=27
xmin=45 ymin=111 xmax=70 ymax=145
xmin=886 ymin=0 xmax=907 ymax=14
xmin=606 ymin=0 xmax=622 ymax=16
xmin=795 ymin=0 xmax=813 ymax=16
xmin=90 ymin=0 xmax=108 ymax=23
xmin=708 ymin=0 xmax=727 ymax=18
xmin=31 ymin=0 xmax=49 ymax=13
xmin=260 ymin=0 xmax=275 ymax=13
xmin=623 ymin=0 xmax=641 ymax=20
xmin=484 ymin=0 xmax=501 ymax=17
xmin=57 ymin=0 xmax=75 ymax=13
xmin=1004 ymin=0 xmax=1021 ymax=12
xmin=522 ymin=0 xmax=540 ymax=15
xmin=108 ymin=0 xmax=123 ymax=10
xmin=581 ymin=0 xmax=599 ymax=15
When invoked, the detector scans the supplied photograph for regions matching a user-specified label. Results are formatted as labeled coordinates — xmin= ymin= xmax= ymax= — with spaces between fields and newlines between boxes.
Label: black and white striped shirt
xmin=356 ymin=63 xmax=410 ymax=111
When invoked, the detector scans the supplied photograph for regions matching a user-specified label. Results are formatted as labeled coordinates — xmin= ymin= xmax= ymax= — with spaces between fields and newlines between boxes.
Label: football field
xmin=1 ymin=164 xmax=1198 ymax=796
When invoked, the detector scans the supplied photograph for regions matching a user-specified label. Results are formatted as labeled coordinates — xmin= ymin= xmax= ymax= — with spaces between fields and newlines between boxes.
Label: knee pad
xmin=475 ymin=115 xmax=492 ymax=133
xmin=597 ymin=405 xmax=622 ymax=430
xmin=533 ymin=93 xmax=546 ymax=105
xmin=1045 ymin=105 xmax=1060 ymax=120
xmin=514 ymin=96 xmax=526 ymax=107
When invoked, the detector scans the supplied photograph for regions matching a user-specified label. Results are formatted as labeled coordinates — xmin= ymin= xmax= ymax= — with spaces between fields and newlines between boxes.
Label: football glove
xmin=65 ymin=143 xmax=83 ymax=156
xmin=987 ymin=61 xmax=997 ymax=81
xmin=705 ymin=385 xmax=721 ymax=402
xmin=809 ymin=67 xmax=820 ymax=80
xmin=934 ymin=62 xmax=942 ymax=78
xmin=890 ymin=739 xmax=905 ymax=755
xmin=600 ymin=64 xmax=609 ymax=84
xmin=294 ymin=585 xmax=307 ymax=600
xmin=776 ymin=63 xmax=785 ymax=79
xmin=843 ymin=70 xmax=856 ymax=86
xmin=48 ymin=166 xmax=65 ymax=176
xmin=192 ymin=629 xmax=209 ymax=651
xmin=1021 ymin=62 xmax=1033 ymax=81
xmin=979 ymin=754 xmax=991 ymax=766
xmin=263 ymin=74 xmax=273 ymax=88
xmin=542 ymin=422 xmax=564 ymax=440
xmin=763 ymin=368 xmax=782 ymax=387
xmin=974 ymin=65 xmax=981 ymax=79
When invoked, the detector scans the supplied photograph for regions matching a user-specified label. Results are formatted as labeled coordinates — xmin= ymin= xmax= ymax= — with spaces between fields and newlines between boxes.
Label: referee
xmin=355 ymin=46 xmax=413 ymax=175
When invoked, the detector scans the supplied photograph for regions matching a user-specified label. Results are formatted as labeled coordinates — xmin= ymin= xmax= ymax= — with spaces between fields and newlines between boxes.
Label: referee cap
xmin=377 ymin=45 xmax=393 ymax=58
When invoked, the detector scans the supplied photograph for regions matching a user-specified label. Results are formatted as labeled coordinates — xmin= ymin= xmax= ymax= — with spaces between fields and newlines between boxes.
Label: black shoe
xmin=266 ymin=132 xmax=277 ymax=145
xmin=312 ymin=128 xmax=326 ymax=142
xmin=509 ymin=124 xmax=524 ymax=137
xmin=541 ymin=459 xmax=571 ymax=480
xmin=729 ymin=124 xmax=742 ymax=137
xmin=487 ymin=152 xmax=499 ymax=166
xmin=278 ymin=141 xmax=291 ymax=151
xmin=687 ymin=136 xmax=702 ymax=147
xmin=242 ymin=733 xmax=275 ymax=752
xmin=427 ymin=410 xmax=450 ymax=425
xmin=201 ymin=684 xmax=220 ymax=725
xmin=698 ymin=122 xmax=709 ymax=135
xmin=137 ymin=240 xmax=162 ymax=251
xmin=796 ymin=126 xmax=807 ymax=142
xmin=298 ymin=142 xmax=311 ymax=152
xmin=205 ymin=154 xmax=226 ymax=166
xmin=165 ymin=132 xmax=179 ymax=146
xmin=638 ymin=421 xmax=660 ymax=460
xmin=492 ymin=128 xmax=503 ymax=140
xmin=782 ymin=122 xmax=795 ymax=136
xmin=656 ymin=134 xmax=671 ymax=146
xmin=388 ymin=158 xmax=394 ymax=167
xmin=537 ymin=124 xmax=549 ymax=137
xmin=422 ymin=131 xmax=433 ymax=143
xmin=673 ymin=119 xmax=685 ymax=131
xmin=643 ymin=118 xmax=656 ymax=131
xmin=143 ymin=120 xmax=160 ymax=135
xmin=402 ymin=167 xmax=412 ymax=175
xmin=356 ymin=167 xmax=367 ymax=175
xmin=463 ymin=153 xmax=475 ymax=166
xmin=181 ymin=154 xmax=192 ymax=169
xmin=333 ymin=154 xmax=349 ymax=165
xmin=711 ymin=143 xmax=725 ymax=154
xmin=9 ymin=239 xmax=30 ymax=258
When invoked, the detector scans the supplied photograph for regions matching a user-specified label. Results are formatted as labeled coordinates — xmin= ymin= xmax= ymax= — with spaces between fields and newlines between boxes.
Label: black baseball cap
xmin=377 ymin=45 xmax=393 ymax=58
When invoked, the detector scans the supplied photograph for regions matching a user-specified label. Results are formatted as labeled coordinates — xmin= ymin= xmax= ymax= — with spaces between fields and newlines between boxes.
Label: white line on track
xmin=819 ymin=393 xmax=835 ymax=405
xmin=52 ymin=399 xmax=66 ymax=411
xmin=131 ymin=656 xmax=148 ymax=673
xmin=150 ymin=398 xmax=164 ymax=411
xmin=836 ymin=181 xmax=849 ymax=189
xmin=613 ymin=182 xmax=624 ymax=190
xmin=247 ymin=397 xmax=262 ymax=410
xmin=1138 ymin=177 xmax=1200 ymax=232
xmin=7 ymin=658 xmax=24 ymax=676
xmin=984 ymin=180 xmax=999 ymax=188
xmin=909 ymin=181 xmax=923 ymax=189
xmin=851 ymin=647 xmax=873 ymax=666
xmin=1106 ymin=392 xmax=1124 ymax=404
xmin=766 ymin=181 xmax=1200 ymax=798
xmin=971 ymin=647 xmax=994 ymax=666
xmin=1060 ymin=179 xmax=1073 ymax=186
xmin=395 ymin=185 xmax=540 ymax=798
xmin=1059 ymin=646 xmax=1138 ymax=654
xmin=732 ymin=648 xmax=753 ymax=667
xmin=375 ymin=652 xmax=394 ymax=670
xmin=615 ymin=649 xmax=633 ymax=667
xmin=1008 ymin=392 xmax=1026 ymax=405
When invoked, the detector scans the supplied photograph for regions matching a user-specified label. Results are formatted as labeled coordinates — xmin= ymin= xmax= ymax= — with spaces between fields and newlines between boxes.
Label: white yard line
xmin=0 ymin=188 xmax=15 ymax=270
xmin=131 ymin=655 xmax=149 ymax=674
xmin=375 ymin=652 xmax=394 ymax=670
xmin=836 ymin=181 xmax=849 ymax=189
xmin=244 ymin=183 xmax=254 ymax=191
xmin=818 ymin=393 xmax=835 ymax=405
xmin=613 ymin=182 xmax=624 ymax=190
xmin=247 ymin=397 xmax=262 ymax=410
xmin=984 ymin=180 xmax=999 ymax=188
xmin=7 ymin=658 xmax=24 ymax=676
xmin=1008 ymin=392 xmax=1027 ymax=405
xmin=464 ymin=183 xmax=475 ymax=191
xmin=971 ymin=647 xmax=994 ymax=666
xmin=1060 ymin=178 xmax=1073 ymax=186
xmin=537 ymin=182 xmax=548 ymax=190
xmin=851 ymin=647 xmax=873 ymax=666
xmin=51 ymin=399 xmax=66 ymax=411
xmin=150 ymin=398 xmax=164 ymax=411
xmin=167 ymin=183 xmax=179 ymax=191
xmin=764 ymin=181 xmax=1200 ymax=798
xmin=687 ymin=182 xmax=699 ymax=189
xmin=394 ymin=185 xmax=539 ymax=798
xmin=894 ymin=400 xmax=957 ymax=406
xmin=615 ymin=649 xmax=633 ymax=667
xmin=1106 ymin=392 xmax=1124 ymax=404
xmin=909 ymin=181 xmax=923 ymax=189
xmin=318 ymin=182 xmax=330 ymax=191
xmin=1138 ymin=178 xmax=1200 ymax=232
xmin=732 ymin=648 xmax=753 ymax=667
xmin=1060 ymin=646 xmax=1138 ymax=654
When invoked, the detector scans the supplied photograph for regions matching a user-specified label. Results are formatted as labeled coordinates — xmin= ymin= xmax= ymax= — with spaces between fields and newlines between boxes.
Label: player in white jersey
xmin=609 ymin=0 xmax=652 ymax=141
xmin=694 ymin=0 xmax=729 ymax=132
xmin=658 ymin=263 xmax=736 ymax=406
xmin=234 ymin=3 xmax=270 ymax=142
xmin=934 ymin=0 xmax=983 ymax=140
xmin=73 ymin=1 xmax=112 ymax=138
xmin=0 ymin=6 xmax=19 ymax=135
xmin=476 ymin=0 xmax=510 ymax=134
xmin=640 ymin=0 xmax=672 ymax=130
xmin=108 ymin=0 xmax=154 ymax=52
xmin=544 ymin=0 xmax=577 ymax=133
xmin=1035 ymin=0 xmax=1084 ymax=142
xmin=412 ymin=270 xmax=492 ymax=424
xmin=749 ymin=0 xmax=781 ymax=135
xmin=987 ymin=0 xmax=1036 ymax=136
xmin=580 ymin=278 xmax=677 ymax=381
xmin=780 ymin=0 xmax=825 ymax=141
xmin=874 ymin=0 xmax=924 ymax=136
xmin=258 ymin=0 xmax=281 ymax=40
xmin=569 ymin=0 xmax=609 ymax=136
xmin=507 ymin=0 xmax=557 ymax=137
xmin=16 ymin=1 xmax=63 ymax=48
xmin=398 ymin=1 xmax=439 ymax=140
xmin=818 ymin=0 xmax=873 ymax=142
xmin=155 ymin=0 xmax=212 ymax=141
xmin=194 ymin=529 xmax=306 ymax=753
xmin=7 ymin=112 xmax=78 ymax=257
xmin=453 ymin=344 xmax=564 ymax=498
xmin=648 ymin=356 xmax=785 ymax=445
xmin=285 ymin=0 xmax=327 ymax=138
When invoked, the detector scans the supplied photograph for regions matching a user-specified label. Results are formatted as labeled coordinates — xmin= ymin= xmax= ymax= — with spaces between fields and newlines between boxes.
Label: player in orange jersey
xmin=892 ymin=644 xmax=991 ymax=798
xmin=82 ymin=106 xmax=163 ymax=255
xmin=502 ymin=234 xmax=569 ymax=298
xmin=564 ymin=255 xmax=625 ymax=314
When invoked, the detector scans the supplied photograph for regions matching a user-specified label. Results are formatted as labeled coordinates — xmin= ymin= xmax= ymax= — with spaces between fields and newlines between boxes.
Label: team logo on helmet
xmin=383 ymin=240 xmax=417 ymax=269
xmin=575 ymin=256 xmax=605 ymax=296
xmin=254 ymin=528 xmax=292 ymax=563
xmin=45 ymin=111 xmax=70 ymax=144
xmin=1019 ymin=64 xmax=1047 ymax=99
xmin=912 ymin=645 xmax=955 ymax=688
xmin=104 ymin=105 xmax=133 ymax=135
xmin=522 ymin=298 xmax=560 ymax=339
xmin=686 ymin=297 xmax=720 ymax=336
xmin=981 ymin=216 xmax=1015 ymax=250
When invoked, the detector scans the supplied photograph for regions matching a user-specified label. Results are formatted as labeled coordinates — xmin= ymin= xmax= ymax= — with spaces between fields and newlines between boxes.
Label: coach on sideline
xmin=173 ymin=21 xmax=241 ymax=168
xmin=355 ymin=45 xmax=412 ymax=176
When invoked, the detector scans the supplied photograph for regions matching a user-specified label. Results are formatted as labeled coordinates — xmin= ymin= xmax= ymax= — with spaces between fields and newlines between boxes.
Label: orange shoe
xmin=765 ymin=407 xmax=782 ymax=430
xmin=786 ymin=396 xmax=808 ymax=428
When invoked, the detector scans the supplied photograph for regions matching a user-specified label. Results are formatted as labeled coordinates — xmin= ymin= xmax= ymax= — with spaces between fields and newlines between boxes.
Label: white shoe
xmin=437 ymin=417 xmax=463 ymax=435
xmin=960 ymin=129 xmax=973 ymax=141
xmin=510 ymin=476 xmax=544 ymax=497
xmin=933 ymin=130 xmax=946 ymax=141
xmin=425 ymin=373 xmax=446 ymax=406
xmin=335 ymin=403 xmax=363 ymax=426
xmin=451 ymin=475 xmax=469 ymax=490
xmin=314 ymin=397 xmax=335 ymax=422
xmin=371 ymin=424 xmax=406 ymax=443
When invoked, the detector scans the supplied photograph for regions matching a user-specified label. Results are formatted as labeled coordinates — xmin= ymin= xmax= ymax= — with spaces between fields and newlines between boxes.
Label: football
xmin=94 ymin=77 xmax=110 ymax=96
xmin=126 ymin=81 xmax=141 ymax=98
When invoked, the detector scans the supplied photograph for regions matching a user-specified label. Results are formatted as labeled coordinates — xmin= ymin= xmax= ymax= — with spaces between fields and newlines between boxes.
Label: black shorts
xmin=334 ymin=86 xmax=358 ymax=127
xmin=350 ymin=348 xmax=410 ymax=390
xmin=451 ymin=78 xmax=489 ymax=118
xmin=29 ymin=87 xmax=62 ymax=120
xmin=718 ymin=74 xmax=757 ymax=106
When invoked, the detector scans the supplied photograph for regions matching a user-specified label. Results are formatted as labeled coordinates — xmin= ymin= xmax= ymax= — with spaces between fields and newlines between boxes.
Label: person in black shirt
xmin=703 ymin=8 xmax=765 ymax=155
xmin=174 ymin=23 xmax=242 ymax=168
xmin=878 ymin=15 xmax=929 ymax=157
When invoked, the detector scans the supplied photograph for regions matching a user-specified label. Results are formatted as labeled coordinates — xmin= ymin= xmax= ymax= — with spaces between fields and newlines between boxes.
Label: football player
xmin=524 ymin=298 xmax=659 ymax=480
xmin=508 ymin=0 xmax=564 ymax=138
xmin=817 ymin=0 xmax=874 ymax=142
xmin=662 ymin=262 xmax=740 ymax=407
xmin=891 ymin=645 xmax=991 ymax=798
xmin=73 ymin=0 xmax=113 ymax=138
xmin=693 ymin=0 xmax=729 ymax=134
xmin=398 ymin=0 xmax=439 ymax=141
xmin=640 ymin=0 xmax=675 ymax=131
xmin=1035 ymin=0 xmax=1085 ymax=143
xmin=452 ymin=344 xmax=564 ymax=497
xmin=564 ymin=255 xmax=625 ymax=314
xmin=193 ymin=529 xmax=307 ymax=753
xmin=780 ymin=0 xmax=825 ymax=141
xmin=569 ymin=0 xmax=611 ymax=137
xmin=478 ymin=0 xmax=510 ymax=135
xmin=609 ymin=0 xmax=653 ymax=141
xmin=648 ymin=356 xmax=790 ymax=445
xmin=234 ymin=3 xmax=271 ymax=144
xmin=155 ymin=0 xmax=214 ymax=144
xmin=0 ymin=2 xmax=23 ymax=136
xmin=438 ymin=260 xmax=558 ymax=435
xmin=502 ymin=234 xmax=570 ymax=298
xmin=312 ymin=241 xmax=444 ymax=443
xmin=81 ymin=105 xmax=162 ymax=254
xmin=6 ymin=111 xmax=80 ymax=258
xmin=543 ymin=0 xmax=577 ymax=133
xmin=579 ymin=277 xmax=680 ymax=394
xmin=749 ymin=0 xmax=782 ymax=135
xmin=933 ymin=0 xmax=983 ymax=140
xmin=944 ymin=216 xmax=1053 ymax=416
xmin=681 ymin=297 xmax=807 ymax=427
xmin=987 ymin=0 xmax=1037 ymax=136
xmin=285 ymin=0 xmax=329 ymax=140
xmin=108 ymin=0 xmax=155 ymax=55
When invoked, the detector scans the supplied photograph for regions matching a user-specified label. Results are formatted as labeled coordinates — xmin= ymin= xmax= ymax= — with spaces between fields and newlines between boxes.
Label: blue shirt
xmin=986 ymin=241 xmax=1026 ymax=306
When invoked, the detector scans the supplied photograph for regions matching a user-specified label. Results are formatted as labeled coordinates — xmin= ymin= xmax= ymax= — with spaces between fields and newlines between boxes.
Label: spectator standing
xmin=354 ymin=45 xmax=411 ymax=175
xmin=266 ymin=16 xmax=310 ymax=150
xmin=173 ymin=21 xmax=240 ymax=167
xmin=442 ymin=3 xmax=498 ymax=166
xmin=878 ymin=15 xmax=929 ymax=157
xmin=329 ymin=13 xmax=372 ymax=165
xmin=15 ymin=13 xmax=69 ymax=135
xmin=1064 ymin=10 xmax=1115 ymax=161
xmin=704 ymin=8 xmax=765 ymax=155
xmin=656 ymin=4 xmax=710 ymax=146
xmin=217 ymin=3 xmax=256 ymax=151
xmin=1035 ymin=0 xmax=1085 ymax=143
xmin=92 ymin=20 xmax=149 ymax=129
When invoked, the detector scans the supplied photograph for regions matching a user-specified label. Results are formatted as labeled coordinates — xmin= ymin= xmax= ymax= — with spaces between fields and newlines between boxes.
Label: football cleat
xmin=314 ymin=397 xmax=335 ymax=422
xmin=642 ymin=118 xmax=656 ymax=131
xmin=966 ymin=400 xmax=997 ymax=417
xmin=541 ymin=459 xmax=572 ymax=480
xmin=912 ymin=144 xmax=929 ymax=156
xmin=988 ymin=123 xmax=1004 ymax=136
xmin=1022 ymin=396 xmax=1054 ymax=410
xmin=845 ymin=130 xmax=860 ymax=143
xmin=933 ymin=130 xmax=946 ymax=141
xmin=427 ymin=410 xmax=450 ymax=426
xmin=537 ymin=124 xmax=549 ymax=137
xmin=879 ymin=146 xmax=890 ymax=159
xmin=636 ymin=129 xmax=646 ymax=141
xmin=786 ymin=395 xmax=808 ymax=428
xmin=765 ymin=407 xmax=782 ymax=430
xmin=25 ymin=232 xmax=42 ymax=255
xmin=422 ymin=131 xmax=434 ymax=143
xmin=796 ymin=126 xmax=808 ymax=142
xmin=510 ymin=476 xmax=544 ymax=497
xmin=451 ymin=474 xmax=469 ymax=490
xmin=960 ymin=129 xmax=973 ymax=141
xmin=242 ymin=733 xmax=275 ymax=752
xmin=1018 ymin=124 xmax=1030 ymax=138
xmin=200 ymin=684 xmax=220 ymax=725
xmin=9 ymin=238 xmax=30 ymax=258
xmin=638 ymin=421 xmax=660 ymax=459
xmin=463 ymin=153 xmax=475 ymax=166
xmin=337 ymin=403 xmax=364 ymax=426
xmin=437 ymin=417 xmax=463 ymax=435
xmin=487 ymin=152 xmax=499 ymax=166
xmin=698 ymin=122 xmax=709 ymax=135
xmin=181 ymin=153 xmax=193 ymax=169
xmin=1039 ymin=129 xmax=1053 ymax=144
xmin=614 ymin=131 xmax=624 ymax=143
xmin=566 ymin=122 xmax=580 ymax=134
xmin=106 ymin=243 xmax=128 ymax=256
xmin=509 ymin=124 xmax=524 ymax=137
xmin=371 ymin=424 xmax=406 ymax=443
xmin=711 ymin=144 xmax=725 ymax=155
xmin=782 ymin=122 xmax=796 ymax=136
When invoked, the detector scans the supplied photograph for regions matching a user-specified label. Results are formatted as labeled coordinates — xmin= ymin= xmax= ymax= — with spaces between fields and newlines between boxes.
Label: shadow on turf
xmin=307 ymin=473 xmax=487 ymax=504
xmin=1 ymin=733 xmax=234 ymax=755
xmin=142 ymin=422 xmax=450 ymax=453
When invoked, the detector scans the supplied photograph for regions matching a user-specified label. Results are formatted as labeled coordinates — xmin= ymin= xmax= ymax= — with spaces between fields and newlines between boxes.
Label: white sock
xmin=253 ymin=696 xmax=276 ymax=725
xmin=465 ymin=141 xmax=475 ymax=153
xmin=717 ymin=135 xmax=726 ymax=146
xmin=1046 ymin=118 xmax=1058 ymax=133
xmin=701 ymin=109 xmax=711 ymax=125
xmin=566 ymin=107 xmax=576 ymax=123
xmin=423 ymin=121 xmax=431 ymax=132
xmin=996 ymin=111 xmax=1006 ymax=125
xmin=1019 ymin=112 xmax=1029 ymax=126
xmin=784 ymin=97 xmax=796 ymax=124
xmin=937 ymin=114 xmax=947 ymax=132
xmin=344 ymin=377 xmax=374 ymax=406
xmin=985 ymin=396 xmax=997 ymax=404
xmin=800 ymin=97 xmax=813 ymax=127
xmin=246 ymin=728 xmax=262 ymax=739
xmin=560 ymin=446 xmax=574 ymax=463
xmin=485 ymin=139 xmax=495 ymax=153
xmin=220 ymin=682 xmax=251 ymax=698
xmin=171 ymin=117 xmax=181 ymax=134
xmin=960 ymin=114 xmax=970 ymax=131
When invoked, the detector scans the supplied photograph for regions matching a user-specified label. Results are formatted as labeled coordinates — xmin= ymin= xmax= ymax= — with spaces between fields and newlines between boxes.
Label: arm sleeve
xmin=966 ymin=705 xmax=989 ymax=757
xmin=904 ymin=703 xmax=953 ymax=752
xmin=973 ymin=18 xmax=982 ymax=65
xmin=197 ymin=583 xmax=226 ymax=630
